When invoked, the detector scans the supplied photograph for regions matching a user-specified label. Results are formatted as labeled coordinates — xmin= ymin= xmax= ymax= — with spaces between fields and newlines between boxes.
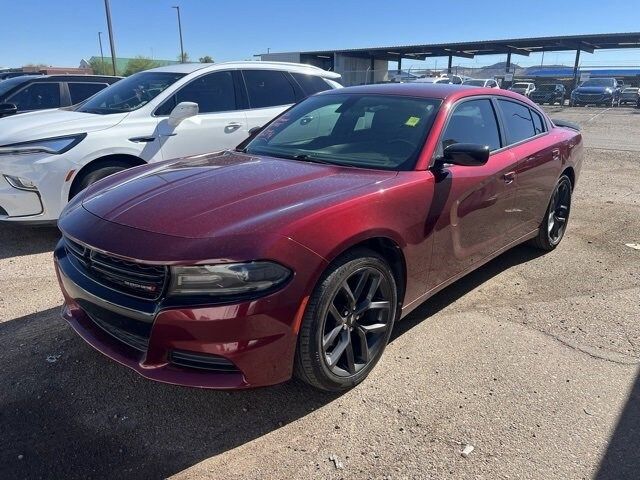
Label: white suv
xmin=0 ymin=61 xmax=341 ymax=223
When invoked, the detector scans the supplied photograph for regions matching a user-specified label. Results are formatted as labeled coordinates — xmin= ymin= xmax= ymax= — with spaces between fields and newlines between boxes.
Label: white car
xmin=413 ymin=76 xmax=453 ymax=84
xmin=0 ymin=61 xmax=341 ymax=223
xmin=462 ymin=78 xmax=500 ymax=89
xmin=509 ymin=82 xmax=536 ymax=97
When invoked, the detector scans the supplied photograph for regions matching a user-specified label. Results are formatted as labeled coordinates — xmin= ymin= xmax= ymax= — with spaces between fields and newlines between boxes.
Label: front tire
xmin=528 ymin=175 xmax=572 ymax=251
xmin=69 ymin=161 xmax=132 ymax=199
xmin=294 ymin=249 xmax=398 ymax=392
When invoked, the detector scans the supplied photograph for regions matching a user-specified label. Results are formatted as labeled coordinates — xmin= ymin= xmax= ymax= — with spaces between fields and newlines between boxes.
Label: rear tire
xmin=69 ymin=160 xmax=132 ymax=199
xmin=528 ymin=175 xmax=572 ymax=251
xmin=294 ymin=248 xmax=398 ymax=392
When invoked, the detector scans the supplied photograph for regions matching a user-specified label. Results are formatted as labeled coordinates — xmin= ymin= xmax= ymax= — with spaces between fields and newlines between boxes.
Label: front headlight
xmin=168 ymin=261 xmax=292 ymax=296
xmin=604 ymin=88 xmax=613 ymax=94
xmin=0 ymin=134 xmax=86 ymax=155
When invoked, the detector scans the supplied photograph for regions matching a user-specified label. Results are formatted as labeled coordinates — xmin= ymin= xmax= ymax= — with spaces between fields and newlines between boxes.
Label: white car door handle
xmin=225 ymin=122 xmax=243 ymax=133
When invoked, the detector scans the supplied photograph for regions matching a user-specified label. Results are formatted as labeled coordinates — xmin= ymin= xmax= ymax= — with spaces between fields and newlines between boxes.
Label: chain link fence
xmin=336 ymin=65 xmax=640 ymax=89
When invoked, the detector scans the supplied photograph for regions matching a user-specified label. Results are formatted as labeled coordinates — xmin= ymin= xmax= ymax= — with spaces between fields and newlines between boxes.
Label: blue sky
xmin=2 ymin=0 xmax=640 ymax=69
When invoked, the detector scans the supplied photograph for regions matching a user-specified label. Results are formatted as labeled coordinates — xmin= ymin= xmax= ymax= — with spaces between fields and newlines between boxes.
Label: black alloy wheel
xmin=321 ymin=266 xmax=393 ymax=377
xmin=547 ymin=177 xmax=571 ymax=245
xmin=294 ymin=249 xmax=397 ymax=391
xmin=529 ymin=175 xmax=572 ymax=251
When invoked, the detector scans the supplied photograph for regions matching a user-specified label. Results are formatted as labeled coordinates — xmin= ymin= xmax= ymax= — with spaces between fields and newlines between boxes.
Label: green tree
xmin=178 ymin=52 xmax=190 ymax=63
xmin=123 ymin=56 xmax=157 ymax=76
xmin=198 ymin=55 xmax=214 ymax=63
xmin=89 ymin=58 xmax=112 ymax=75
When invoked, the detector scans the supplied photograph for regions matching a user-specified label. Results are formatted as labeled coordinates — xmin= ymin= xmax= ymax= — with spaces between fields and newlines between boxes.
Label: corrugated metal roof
xmin=269 ymin=32 xmax=640 ymax=60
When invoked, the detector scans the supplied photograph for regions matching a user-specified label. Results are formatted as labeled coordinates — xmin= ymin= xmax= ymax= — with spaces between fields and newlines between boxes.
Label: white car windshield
xmin=76 ymin=71 xmax=186 ymax=114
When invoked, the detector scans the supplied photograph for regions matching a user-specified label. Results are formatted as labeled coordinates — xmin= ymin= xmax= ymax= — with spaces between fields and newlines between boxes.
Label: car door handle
xmin=225 ymin=122 xmax=243 ymax=133
xmin=159 ymin=132 xmax=177 ymax=137
xmin=552 ymin=148 xmax=561 ymax=161
xmin=503 ymin=171 xmax=516 ymax=184
xmin=129 ymin=136 xmax=156 ymax=143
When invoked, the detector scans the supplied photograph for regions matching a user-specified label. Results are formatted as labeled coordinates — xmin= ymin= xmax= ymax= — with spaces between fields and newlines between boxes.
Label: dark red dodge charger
xmin=55 ymin=83 xmax=582 ymax=391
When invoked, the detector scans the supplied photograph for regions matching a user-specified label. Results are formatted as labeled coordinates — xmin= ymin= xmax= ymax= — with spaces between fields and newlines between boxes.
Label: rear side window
xmin=7 ymin=82 xmax=60 ymax=110
xmin=441 ymin=99 xmax=501 ymax=151
xmin=290 ymin=73 xmax=332 ymax=96
xmin=531 ymin=109 xmax=545 ymax=135
xmin=497 ymin=99 xmax=536 ymax=144
xmin=68 ymin=82 xmax=107 ymax=104
xmin=242 ymin=70 xmax=296 ymax=108
xmin=156 ymin=71 xmax=236 ymax=115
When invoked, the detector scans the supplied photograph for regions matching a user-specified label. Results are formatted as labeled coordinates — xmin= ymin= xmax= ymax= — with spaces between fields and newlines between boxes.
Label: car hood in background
xmin=0 ymin=109 xmax=128 ymax=144
xmin=573 ymin=86 xmax=612 ymax=94
xmin=81 ymin=151 xmax=396 ymax=239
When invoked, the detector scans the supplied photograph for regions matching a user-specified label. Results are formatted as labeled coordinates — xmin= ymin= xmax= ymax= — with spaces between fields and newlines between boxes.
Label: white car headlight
xmin=168 ymin=262 xmax=292 ymax=297
xmin=0 ymin=134 xmax=86 ymax=155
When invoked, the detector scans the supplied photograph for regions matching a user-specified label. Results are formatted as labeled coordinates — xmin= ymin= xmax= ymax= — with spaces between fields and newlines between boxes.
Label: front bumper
xmin=0 ymin=175 xmax=44 ymax=219
xmin=54 ymin=240 xmax=312 ymax=389
xmin=0 ymin=152 xmax=72 ymax=222
xmin=572 ymin=93 xmax=612 ymax=105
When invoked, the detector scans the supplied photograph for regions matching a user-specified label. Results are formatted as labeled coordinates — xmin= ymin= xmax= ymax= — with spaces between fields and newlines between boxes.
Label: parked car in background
xmin=0 ymin=71 xmax=44 ymax=81
xmin=462 ymin=78 xmax=499 ymax=88
xmin=619 ymin=87 xmax=639 ymax=106
xmin=414 ymin=76 xmax=453 ymax=84
xmin=444 ymin=74 xmax=470 ymax=85
xmin=0 ymin=62 xmax=341 ymax=223
xmin=530 ymin=83 xmax=566 ymax=105
xmin=388 ymin=71 xmax=422 ymax=82
xmin=570 ymin=78 xmax=621 ymax=107
xmin=54 ymin=83 xmax=583 ymax=391
xmin=509 ymin=82 xmax=536 ymax=97
xmin=0 ymin=75 xmax=120 ymax=118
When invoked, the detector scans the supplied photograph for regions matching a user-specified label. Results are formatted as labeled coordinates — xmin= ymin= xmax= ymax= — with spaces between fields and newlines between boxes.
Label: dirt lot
xmin=1 ymin=107 xmax=638 ymax=480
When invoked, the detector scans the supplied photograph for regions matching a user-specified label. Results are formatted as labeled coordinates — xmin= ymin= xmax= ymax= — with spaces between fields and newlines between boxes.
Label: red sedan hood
xmin=81 ymin=151 xmax=396 ymax=239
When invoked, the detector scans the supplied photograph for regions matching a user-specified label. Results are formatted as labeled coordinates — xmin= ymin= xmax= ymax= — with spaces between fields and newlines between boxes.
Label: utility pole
xmin=103 ymin=0 xmax=117 ymax=75
xmin=98 ymin=32 xmax=105 ymax=64
xmin=172 ymin=6 xmax=185 ymax=63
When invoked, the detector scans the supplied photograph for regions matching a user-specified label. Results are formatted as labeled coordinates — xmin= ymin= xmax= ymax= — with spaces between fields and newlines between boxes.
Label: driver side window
xmin=156 ymin=71 xmax=236 ymax=115
xmin=441 ymin=99 xmax=502 ymax=152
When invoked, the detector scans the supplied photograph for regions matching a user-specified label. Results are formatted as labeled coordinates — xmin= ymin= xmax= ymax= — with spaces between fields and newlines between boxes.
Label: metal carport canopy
xmin=298 ymin=32 xmax=640 ymax=61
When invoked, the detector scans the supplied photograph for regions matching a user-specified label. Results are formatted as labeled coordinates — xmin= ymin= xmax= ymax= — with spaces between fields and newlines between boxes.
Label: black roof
xmin=293 ymin=32 xmax=640 ymax=61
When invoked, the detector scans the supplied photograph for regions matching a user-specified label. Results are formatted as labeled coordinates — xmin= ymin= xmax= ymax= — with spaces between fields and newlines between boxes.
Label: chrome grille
xmin=64 ymin=236 xmax=168 ymax=300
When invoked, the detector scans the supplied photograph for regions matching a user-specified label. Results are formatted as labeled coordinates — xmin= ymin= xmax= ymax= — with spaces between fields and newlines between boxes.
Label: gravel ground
xmin=0 ymin=107 xmax=638 ymax=480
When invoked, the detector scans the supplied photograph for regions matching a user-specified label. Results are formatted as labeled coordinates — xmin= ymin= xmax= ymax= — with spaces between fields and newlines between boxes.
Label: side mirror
xmin=235 ymin=126 xmax=263 ymax=153
xmin=439 ymin=143 xmax=490 ymax=167
xmin=0 ymin=103 xmax=18 ymax=117
xmin=168 ymin=101 xmax=198 ymax=127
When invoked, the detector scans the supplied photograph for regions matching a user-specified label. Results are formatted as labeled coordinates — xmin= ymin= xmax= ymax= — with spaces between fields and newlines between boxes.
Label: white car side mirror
xmin=168 ymin=101 xmax=199 ymax=127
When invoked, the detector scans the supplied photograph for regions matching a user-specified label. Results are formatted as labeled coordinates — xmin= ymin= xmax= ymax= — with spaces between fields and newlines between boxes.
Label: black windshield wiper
xmin=281 ymin=153 xmax=335 ymax=165
xmin=244 ymin=149 xmax=335 ymax=165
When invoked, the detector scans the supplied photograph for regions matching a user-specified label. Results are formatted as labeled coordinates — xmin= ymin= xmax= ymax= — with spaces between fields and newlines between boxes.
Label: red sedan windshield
xmin=245 ymin=93 xmax=441 ymax=171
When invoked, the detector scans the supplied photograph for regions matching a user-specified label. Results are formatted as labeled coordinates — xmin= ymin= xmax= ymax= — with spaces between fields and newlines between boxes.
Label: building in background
xmin=260 ymin=32 xmax=640 ymax=87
